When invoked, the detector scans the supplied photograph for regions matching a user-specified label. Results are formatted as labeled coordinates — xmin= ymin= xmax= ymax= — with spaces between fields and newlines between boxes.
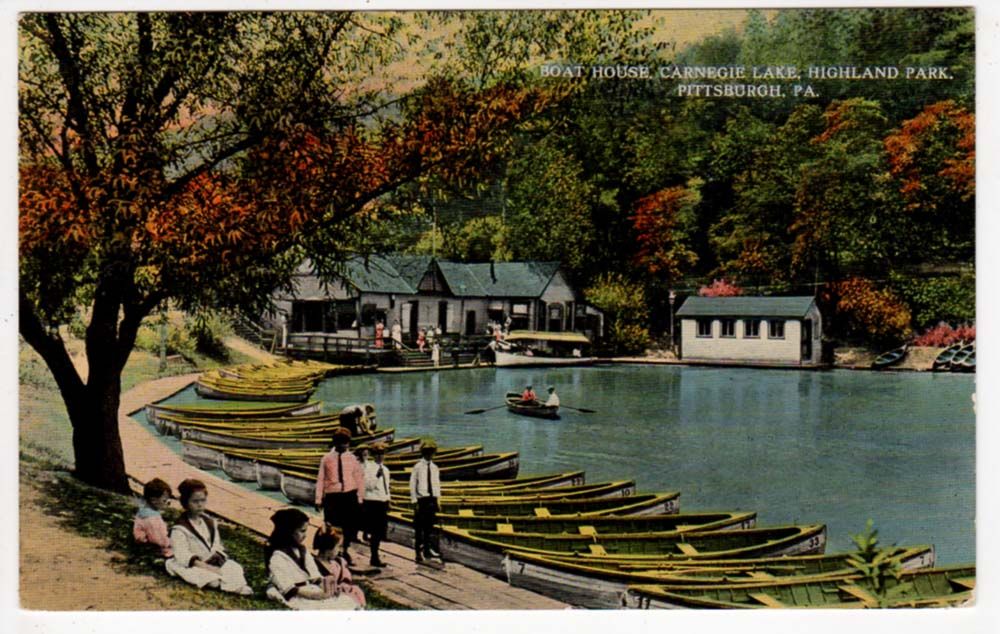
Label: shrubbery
xmin=585 ymin=273 xmax=651 ymax=354
xmin=912 ymin=322 xmax=975 ymax=347
xmin=134 ymin=312 xmax=232 ymax=362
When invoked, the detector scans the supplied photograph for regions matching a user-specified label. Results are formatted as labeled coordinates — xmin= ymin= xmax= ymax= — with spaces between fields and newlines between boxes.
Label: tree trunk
xmin=66 ymin=377 xmax=130 ymax=493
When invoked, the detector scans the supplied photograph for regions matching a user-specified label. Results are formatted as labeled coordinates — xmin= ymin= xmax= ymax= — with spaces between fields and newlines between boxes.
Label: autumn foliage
xmin=698 ymin=279 xmax=744 ymax=297
xmin=912 ymin=322 xmax=976 ymax=347
xmin=821 ymin=277 xmax=912 ymax=343
xmin=630 ymin=186 xmax=698 ymax=282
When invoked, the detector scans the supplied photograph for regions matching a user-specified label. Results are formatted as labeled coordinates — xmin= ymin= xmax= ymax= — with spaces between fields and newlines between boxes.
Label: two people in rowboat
xmin=519 ymin=385 xmax=559 ymax=407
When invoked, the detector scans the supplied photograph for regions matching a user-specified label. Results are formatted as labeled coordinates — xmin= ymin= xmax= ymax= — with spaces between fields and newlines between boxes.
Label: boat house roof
xmin=676 ymin=296 xmax=817 ymax=318
xmin=299 ymin=255 xmax=564 ymax=299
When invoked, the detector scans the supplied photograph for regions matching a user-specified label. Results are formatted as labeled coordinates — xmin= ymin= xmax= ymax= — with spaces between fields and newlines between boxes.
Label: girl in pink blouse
xmin=133 ymin=478 xmax=173 ymax=558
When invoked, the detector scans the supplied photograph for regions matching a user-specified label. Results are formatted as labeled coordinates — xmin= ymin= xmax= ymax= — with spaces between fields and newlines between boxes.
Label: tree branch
xmin=19 ymin=293 xmax=85 ymax=404
xmin=43 ymin=14 xmax=99 ymax=176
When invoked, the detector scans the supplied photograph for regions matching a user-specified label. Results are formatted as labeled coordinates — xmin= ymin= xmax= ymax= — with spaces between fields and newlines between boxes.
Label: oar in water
xmin=465 ymin=404 xmax=508 ymax=415
xmin=560 ymin=404 xmax=596 ymax=414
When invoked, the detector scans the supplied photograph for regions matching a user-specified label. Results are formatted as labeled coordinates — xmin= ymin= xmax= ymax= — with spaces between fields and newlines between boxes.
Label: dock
xmin=119 ymin=374 xmax=567 ymax=610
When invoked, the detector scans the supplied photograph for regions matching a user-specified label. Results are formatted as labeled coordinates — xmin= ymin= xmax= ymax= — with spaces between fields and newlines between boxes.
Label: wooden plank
xmin=588 ymin=544 xmax=608 ymax=556
xmin=838 ymin=584 xmax=879 ymax=607
xmin=577 ymin=526 xmax=597 ymax=536
xmin=534 ymin=508 xmax=551 ymax=518
xmin=748 ymin=571 xmax=775 ymax=580
xmin=749 ymin=592 xmax=786 ymax=608
xmin=676 ymin=543 xmax=699 ymax=556
xmin=951 ymin=577 xmax=976 ymax=591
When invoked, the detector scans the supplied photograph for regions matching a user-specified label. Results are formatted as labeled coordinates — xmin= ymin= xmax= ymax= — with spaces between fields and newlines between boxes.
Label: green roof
xmin=313 ymin=256 xmax=563 ymax=298
xmin=340 ymin=255 xmax=416 ymax=294
xmin=676 ymin=296 xmax=817 ymax=318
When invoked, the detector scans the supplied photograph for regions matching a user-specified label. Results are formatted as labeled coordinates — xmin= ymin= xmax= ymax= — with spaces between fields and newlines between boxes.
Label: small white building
xmin=676 ymin=296 xmax=823 ymax=367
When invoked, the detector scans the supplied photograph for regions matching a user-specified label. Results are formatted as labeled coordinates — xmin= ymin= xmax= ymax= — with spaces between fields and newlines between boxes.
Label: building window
xmin=744 ymin=319 xmax=761 ymax=338
xmin=720 ymin=319 xmax=736 ymax=338
xmin=696 ymin=319 xmax=713 ymax=338
xmin=769 ymin=319 xmax=785 ymax=339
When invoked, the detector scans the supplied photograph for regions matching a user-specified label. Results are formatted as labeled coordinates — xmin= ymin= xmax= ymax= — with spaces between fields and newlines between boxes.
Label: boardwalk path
xmin=119 ymin=374 xmax=567 ymax=610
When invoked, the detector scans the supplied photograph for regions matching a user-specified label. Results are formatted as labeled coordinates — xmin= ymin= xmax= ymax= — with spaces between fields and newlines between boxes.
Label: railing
xmin=230 ymin=312 xmax=278 ymax=353
xmin=280 ymin=331 xmax=498 ymax=366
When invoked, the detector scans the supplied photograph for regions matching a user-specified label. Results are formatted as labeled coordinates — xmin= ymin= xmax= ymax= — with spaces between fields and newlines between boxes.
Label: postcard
xmin=11 ymin=2 xmax=994 ymax=632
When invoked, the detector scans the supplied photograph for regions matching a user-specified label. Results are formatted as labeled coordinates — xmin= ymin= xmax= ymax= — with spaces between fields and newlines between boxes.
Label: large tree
xmin=18 ymin=12 xmax=572 ymax=492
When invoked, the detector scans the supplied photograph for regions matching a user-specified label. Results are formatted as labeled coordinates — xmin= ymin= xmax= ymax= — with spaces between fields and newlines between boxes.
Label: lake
xmin=148 ymin=364 xmax=976 ymax=564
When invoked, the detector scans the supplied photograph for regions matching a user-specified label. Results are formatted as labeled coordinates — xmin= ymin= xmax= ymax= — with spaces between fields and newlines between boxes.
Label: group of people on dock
xmin=133 ymin=430 xmax=447 ymax=610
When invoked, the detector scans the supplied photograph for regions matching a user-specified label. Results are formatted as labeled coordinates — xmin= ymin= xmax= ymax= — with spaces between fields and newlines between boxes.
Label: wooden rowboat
xmin=871 ymin=345 xmax=908 ymax=370
xmin=932 ymin=341 xmax=965 ymax=370
xmin=626 ymin=563 xmax=974 ymax=609
xmin=391 ymin=510 xmax=756 ymax=540
xmin=389 ymin=471 xmax=587 ymax=493
xmin=195 ymin=380 xmax=314 ymax=402
xmin=179 ymin=426 xmax=394 ymax=453
xmin=155 ymin=413 xmax=341 ymax=438
xmin=952 ymin=344 xmax=976 ymax=373
xmin=421 ymin=480 xmax=638 ymax=502
xmin=505 ymin=392 xmax=559 ymax=420
xmin=435 ymin=524 xmax=825 ymax=579
xmin=145 ymin=400 xmax=322 ymax=426
xmin=504 ymin=545 xmax=934 ymax=609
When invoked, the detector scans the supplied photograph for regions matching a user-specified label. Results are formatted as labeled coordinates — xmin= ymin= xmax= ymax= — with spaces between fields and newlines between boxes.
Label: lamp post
xmin=668 ymin=290 xmax=677 ymax=354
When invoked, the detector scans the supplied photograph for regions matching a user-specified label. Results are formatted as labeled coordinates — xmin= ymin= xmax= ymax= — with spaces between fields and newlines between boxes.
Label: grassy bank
xmin=19 ymin=336 xmax=406 ymax=610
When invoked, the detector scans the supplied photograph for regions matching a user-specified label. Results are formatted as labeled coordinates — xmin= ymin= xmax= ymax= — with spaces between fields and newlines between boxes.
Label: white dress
xmin=165 ymin=515 xmax=250 ymax=593
xmin=267 ymin=549 xmax=361 ymax=610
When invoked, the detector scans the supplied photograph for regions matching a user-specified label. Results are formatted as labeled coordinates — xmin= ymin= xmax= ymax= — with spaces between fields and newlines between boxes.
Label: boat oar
xmin=560 ymin=405 xmax=596 ymax=414
xmin=465 ymin=404 xmax=507 ymax=415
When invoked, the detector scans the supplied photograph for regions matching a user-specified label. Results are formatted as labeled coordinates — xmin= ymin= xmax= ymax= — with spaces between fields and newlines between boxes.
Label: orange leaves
xmin=19 ymin=164 xmax=95 ymax=254
xmin=629 ymin=186 xmax=698 ymax=281
xmin=884 ymin=100 xmax=975 ymax=208
xmin=822 ymin=277 xmax=912 ymax=342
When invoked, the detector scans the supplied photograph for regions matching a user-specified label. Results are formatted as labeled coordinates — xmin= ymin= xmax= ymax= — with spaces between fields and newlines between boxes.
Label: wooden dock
xmin=119 ymin=374 xmax=567 ymax=610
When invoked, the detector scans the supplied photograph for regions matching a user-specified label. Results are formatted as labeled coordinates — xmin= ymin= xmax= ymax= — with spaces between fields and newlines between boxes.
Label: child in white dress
xmin=165 ymin=479 xmax=253 ymax=595
xmin=265 ymin=509 xmax=361 ymax=610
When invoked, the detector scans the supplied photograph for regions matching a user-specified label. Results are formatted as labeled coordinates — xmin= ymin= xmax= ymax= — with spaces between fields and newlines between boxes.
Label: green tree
xmin=584 ymin=273 xmax=650 ymax=354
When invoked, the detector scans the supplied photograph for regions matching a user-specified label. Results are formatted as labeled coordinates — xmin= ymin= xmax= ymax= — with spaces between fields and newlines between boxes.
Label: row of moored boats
xmin=144 ymin=362 xmax=974 ymax=609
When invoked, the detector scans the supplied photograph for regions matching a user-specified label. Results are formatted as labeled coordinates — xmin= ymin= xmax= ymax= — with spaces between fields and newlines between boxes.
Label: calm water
xmin=151 ymin=365 xmax=976 ymax=564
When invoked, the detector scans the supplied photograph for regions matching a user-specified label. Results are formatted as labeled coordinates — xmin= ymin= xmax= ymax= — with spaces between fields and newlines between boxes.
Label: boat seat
xmin=588 ymin=544 xmax=607 ymax=556
xmin=748 ymin=592 xmax=786 ymax=608
xmin=458 ymin=509 xmax=475 ymax=517
xmin=577 ymin=526 xmax=598 ymax=536
xmin=674 ymin=525 xmax=697 ymax=532
xmin=747 ymin=571 xmax=775 ymax=581
xmin=838 ymin=584 xmax=879 ymax=607
xmin=534 ymin=508 xmax=551 ymax=518
xmin=496 ymin=523 xmax=514 ymax=534
xmin=950 ymin=577 xmax=976 ymax=591
xmin=676 ymin=543 xmax=700 ymax=556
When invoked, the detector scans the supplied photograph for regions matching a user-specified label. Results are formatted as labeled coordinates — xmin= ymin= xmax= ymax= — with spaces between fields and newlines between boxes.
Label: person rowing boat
xmin=545 ymin=386 xmax=560 ymax=408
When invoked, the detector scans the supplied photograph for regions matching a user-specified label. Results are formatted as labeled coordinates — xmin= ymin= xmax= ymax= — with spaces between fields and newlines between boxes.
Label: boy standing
xmin=362 ymin=442 xmax=391 ymax=567
xmin=408 ymin=438 xmax=442 ymax=563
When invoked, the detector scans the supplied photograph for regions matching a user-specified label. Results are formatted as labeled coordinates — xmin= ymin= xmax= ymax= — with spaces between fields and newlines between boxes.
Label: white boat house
xmin=267 ymin=255 xmax=603 ymax=352
xmin=675 ymin=296 xmax=823 ymax=367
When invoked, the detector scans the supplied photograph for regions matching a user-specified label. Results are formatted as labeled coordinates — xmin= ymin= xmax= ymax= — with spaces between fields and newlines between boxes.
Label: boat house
xmin=268 ymin=255 xmax=603 ymax=351
xmin=675 ymin=296 xmax=823 ymax=367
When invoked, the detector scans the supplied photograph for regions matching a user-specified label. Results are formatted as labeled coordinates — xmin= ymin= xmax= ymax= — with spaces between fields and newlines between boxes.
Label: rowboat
xmin=410 ymin=492 xmax=680 ymax=519
xmin=391 ymin=472 xmax=587 ymax=493
xmin=155 ymin=413 xmax=342 ymax=438
xmin=397 ymin=510 xmax=756 ymax=536
xmin=195 ymin=380 xmax=314 ymax=402
xmin=179 ymin=426 xmax=394 ymax=452
xmin=388 ymin=452 xmax=520 ymax=481
xmin=249 ymin=445 xmax=492 ymax=476
xmin=505 ymin=392 xmax=559 ymax=420
xmin=279 ymin=452 xmax=521 ymax=504
xmin=423 ymin=480 xmax=638 ymax=502
xmin=932 ymin=341 xmax=965 ymax=370
xmin=385 ymin=492 xmax=681 ymax=549
xmin=871 ymin=345 xmax=908 ymax=370
xmin=145 ymin=400 xmax=322 ymax=426
xmin=952 ymin=344 xmax=975 ymax=373
xmin=492 ymin=331 xmax=594 ymax=367
xmin=434 ymin=524 xmax=825 ymax=579
xmin=504 ymin=545 xmax=934 ymax=609
xmin=626 ymin=563 xmax=974 ymax=609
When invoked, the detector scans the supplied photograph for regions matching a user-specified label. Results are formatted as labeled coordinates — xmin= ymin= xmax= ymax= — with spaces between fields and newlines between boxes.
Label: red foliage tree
xmin=630 ymin=186 xmax=698 ymax=283
xmin=820 ymin=277 xmax=912 ymax=343
xmin=18 ymin=13 xmax=558 ymax=491
xmin=698 ymin=279 xmax=744 ymax=297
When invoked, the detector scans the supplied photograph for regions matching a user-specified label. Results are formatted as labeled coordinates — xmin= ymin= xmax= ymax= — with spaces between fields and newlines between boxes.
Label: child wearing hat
xmin=315 ymin=427 xmax=365 ymax=566
xmin=408 ymin=438 xmax=442 ymax=562
xmin=362 ymin=442 xmax=391 ymax=567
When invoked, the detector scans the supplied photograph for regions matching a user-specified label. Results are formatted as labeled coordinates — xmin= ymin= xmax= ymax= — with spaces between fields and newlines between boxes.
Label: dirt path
xmin=19 ymin=474 xmax=181 ymax=611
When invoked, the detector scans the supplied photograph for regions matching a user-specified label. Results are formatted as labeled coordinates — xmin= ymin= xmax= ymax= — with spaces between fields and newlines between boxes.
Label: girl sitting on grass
xmin=313 ymin=528 xmax=366 ymax=608
xmin=165 ymin=478 xmax=253 ymax=595
xmin=265 ymin=509 xmax=361 ymax=610
xmin=133 ymin=478 xmax=173 ymax=558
